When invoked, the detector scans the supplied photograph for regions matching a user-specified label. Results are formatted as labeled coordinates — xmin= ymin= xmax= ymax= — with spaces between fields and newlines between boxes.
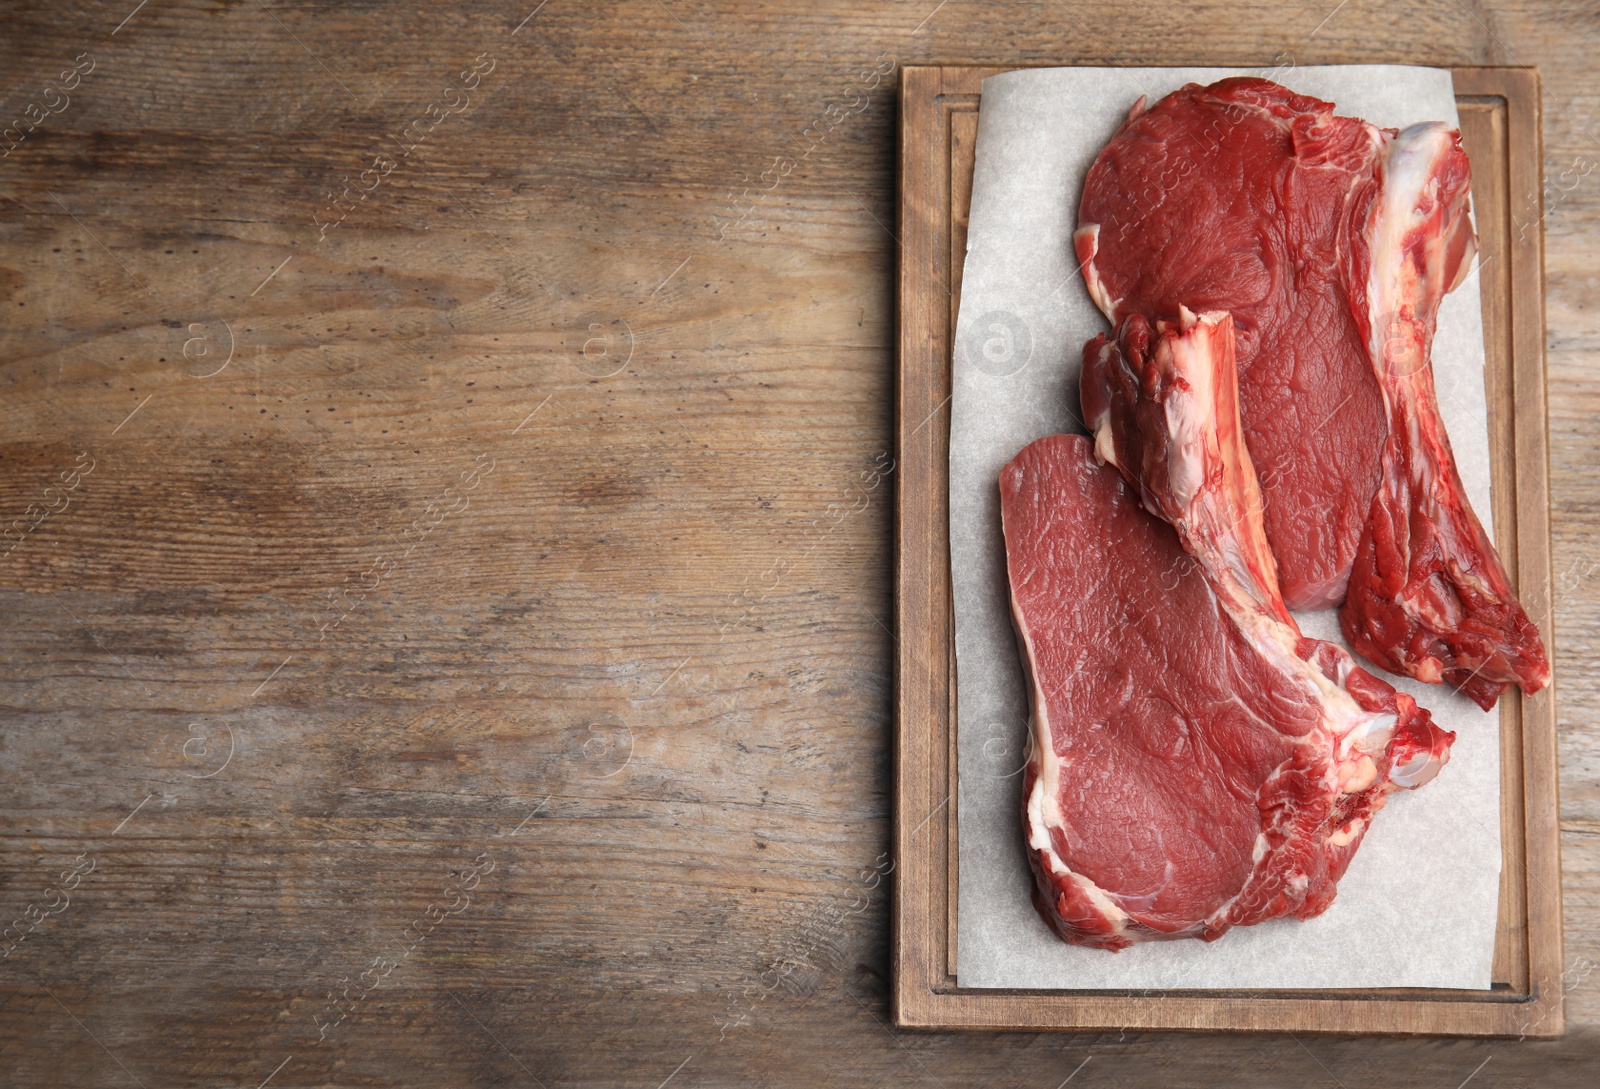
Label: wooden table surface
xmin=1 ymin=2 xmax=1595 ymax=1086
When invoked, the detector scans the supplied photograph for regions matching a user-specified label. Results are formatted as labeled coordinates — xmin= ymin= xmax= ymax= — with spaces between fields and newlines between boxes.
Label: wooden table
xmin=1 ymin=2 xmax=1595 ymax=1085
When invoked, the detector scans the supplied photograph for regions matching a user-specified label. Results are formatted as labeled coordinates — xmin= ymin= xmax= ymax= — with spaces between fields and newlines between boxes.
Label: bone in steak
xmin=1339 ymin=123 xmax=1551 ymax=709
xmin=1003 ymin=312 xmax=1453 ymax=950
xmin=1076 ymin=78 xmax=1548 ymax=708
xmin=1075 ymin=78 xmax=1389 ymax=611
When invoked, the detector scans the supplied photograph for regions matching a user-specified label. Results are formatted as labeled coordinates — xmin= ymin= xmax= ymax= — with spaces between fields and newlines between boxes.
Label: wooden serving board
xmin=894 ymin=66 xmax=1563 ymax=1036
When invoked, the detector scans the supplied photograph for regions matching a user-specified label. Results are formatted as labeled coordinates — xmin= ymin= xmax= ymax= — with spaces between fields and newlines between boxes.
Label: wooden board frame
xmin=893 ymin=65 xmax=1563 ymax=1036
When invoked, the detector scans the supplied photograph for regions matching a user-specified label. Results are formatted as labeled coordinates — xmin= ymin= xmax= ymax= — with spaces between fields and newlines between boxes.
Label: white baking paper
xmin=953 ymin=66 xmax=1501 ymax=990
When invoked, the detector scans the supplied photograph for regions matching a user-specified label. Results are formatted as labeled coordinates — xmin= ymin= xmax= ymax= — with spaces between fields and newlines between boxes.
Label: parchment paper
xmin=952 ymin=66 xmax=1501 ymax=991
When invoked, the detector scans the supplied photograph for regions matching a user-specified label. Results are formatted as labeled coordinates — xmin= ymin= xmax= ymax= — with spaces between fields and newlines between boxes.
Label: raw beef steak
xmin=1076 ymin=78 xmax=1388 ymax=610
xmin=1077 ymin=77 xmax=1548 ymax=708
xmin=1339 ymin=123 xmax=1551 ymax=708
xmin=1001 ymin=316 xmax=1453 ymax=951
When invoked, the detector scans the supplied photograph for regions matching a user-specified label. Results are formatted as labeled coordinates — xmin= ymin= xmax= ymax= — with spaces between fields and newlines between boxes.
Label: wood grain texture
xmin=895 ymin=63 xmax=1561 ymax=1037
xmin=1 ymin=1 xmax=1597 ymax=1085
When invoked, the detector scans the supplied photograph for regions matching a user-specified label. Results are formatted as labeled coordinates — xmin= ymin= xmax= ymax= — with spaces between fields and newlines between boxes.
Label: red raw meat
xmin=1005 ymin=313 xmax=1452 ymax=950
xmin=1339 ymin=123 xmax=1551 ymax=708
xmin=1076 ymin=78 xmax=1388 ymax=611
xmin=1077 ymin=78 xmax=1549 ymax=708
